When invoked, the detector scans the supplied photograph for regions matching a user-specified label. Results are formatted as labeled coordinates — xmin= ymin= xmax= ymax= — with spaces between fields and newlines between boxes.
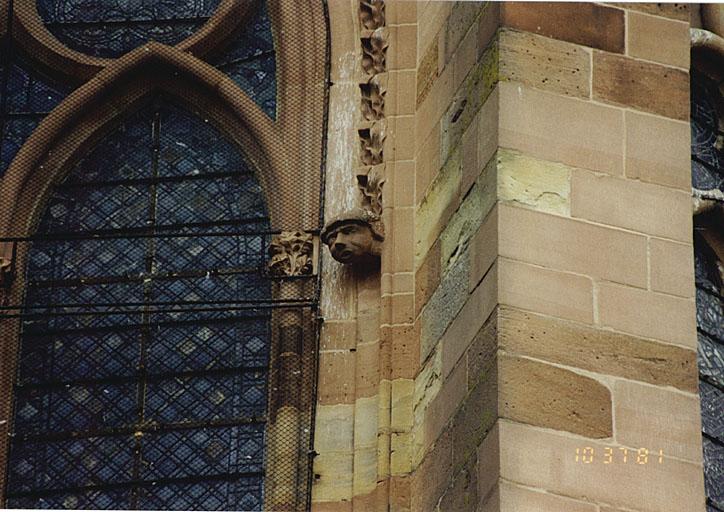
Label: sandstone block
xmin=415 ymin=146 xmax=461 ymax=266
xmin=440 ymin=157 xmax=496 ymax=271
xmin=420 ymin=250 xmax=470 ymax=363
xmin=501 ymin=3 xmax=625 ymax=53
xmin=498 ymin=204 xmax=648 ymax=288
xmin=441 ymin=262 xmax=498 ymax=379
xmin=614 ymin=380 xmax=703 ymax=463
xmin=470 ymin=205 xmax=498 ymax=291
xmin=611 ymin=2 xmax=689 ymax=21
xmin=650 ymin=238 xmax=695 ymax=298
xmin=499 ymin=420 xmax=706 ymax=512
xmin=499 ymin=480 xmax=597 ymax=512
xmin=499 ymin=29 xmax=590 ymax=99
xmin=391 ymin=432 xmax=413 ymax=475
xmin=318 ymin=351 xmax=355 ymax=404
xmin=391 ymin=378 xmax=415 ymax=432
xmin=452 ymin=362 xmax=498 ymax=468
xmin=414 ymin=238 xmax=440 ymax=317
xmin=593 ymin=51 xmax=689 ymax=120
xmin=312 ymin=452 xmax=354 ymax=502
xmin=466 ymin=308 xmax=498 ymax=390
xmin=499 ymin=307 xmax=699 ymax=392
xmin=499 ymin=355 xmax=613 ymax=438
xmin=411 ymin=427 xmax=453 ymax=512
xmin=627 ymin=12 xmax=689 ymax=69
xmin=625 ymin=110 xmax=691 ymax=190
xmin=499 ymin=82 xmax=624 ymax=176
xmin=497 ymin=149 xmax=571 ymax=216
xmin=314 ymin=404 xmax=355 ymax=453
xmin=598 ymin=282 xmax=697 ymax=348
xmin=571 ymin=170 xmax=692 ymax=242
xmin=321 ymin=320 xmax=356 ymax=351
xmin=439 ymin=456 xmax=478 ymax=512
xmin=499 ymin=258 xmax=594 ymax=324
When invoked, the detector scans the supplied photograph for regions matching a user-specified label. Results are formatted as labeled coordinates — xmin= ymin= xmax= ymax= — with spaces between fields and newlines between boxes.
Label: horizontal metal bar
xmin=1 ymin=301 xmax=317 ymax=320
xmin=43 ymin=15 xmax=214 ymax=29
xmin=14 ymin=414 xmax=267 ymax=444
xmin=216 ymin=50 xmax=275 ymax=69
xmin=6 ymin=469 xmax=265 ymax=501
xmin=0 ymin=226 xmax=321 ymax=243
xmin=16 ymin=363 xmax=268 ymax=391
xmin=2 ymin=297 xmax=313 ymax=311
xmin=26 ymin=264 xmax=261 ymax=289
xmin=18 ymin=311 xmax=277 ymax=338
xmin=57 ymin=169 xmax=254 ymax=189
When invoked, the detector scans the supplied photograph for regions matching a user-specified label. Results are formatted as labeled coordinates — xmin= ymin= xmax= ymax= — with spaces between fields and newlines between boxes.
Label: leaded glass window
xmin=37 ymin=0 xmax=222 ymax=58
xmin=0 ymin=48 xmax=68 ymax=176
xmin=691 ymin=72 xmax=724 ymax=512
xmin=5 ymin=100 xmax=271 ymax=510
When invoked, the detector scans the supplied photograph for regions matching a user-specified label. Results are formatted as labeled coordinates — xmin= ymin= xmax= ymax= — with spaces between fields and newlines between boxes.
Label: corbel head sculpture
xmin=321 ymin=208 xmax=384 ymax=266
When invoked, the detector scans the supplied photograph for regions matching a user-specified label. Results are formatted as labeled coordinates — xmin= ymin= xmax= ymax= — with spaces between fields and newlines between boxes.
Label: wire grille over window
xmin=0 ymin=0 xmax=328 ymax=510
xmin=691 ymin=72 xmax=724 ymax=512
xmin=37 ymin=0 xmax=222 ymax=58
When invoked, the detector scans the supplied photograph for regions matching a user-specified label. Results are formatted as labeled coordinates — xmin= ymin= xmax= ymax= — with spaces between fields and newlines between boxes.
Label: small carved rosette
xmin=268 ymin=231 xmax=314 ymax=276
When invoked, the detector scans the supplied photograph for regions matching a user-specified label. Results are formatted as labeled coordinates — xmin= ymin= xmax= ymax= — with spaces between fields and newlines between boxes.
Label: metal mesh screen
xmin=0 ymin=1 xmax=328 ymax=510
xmin=691 ymin=71 xmax=724 ymax=512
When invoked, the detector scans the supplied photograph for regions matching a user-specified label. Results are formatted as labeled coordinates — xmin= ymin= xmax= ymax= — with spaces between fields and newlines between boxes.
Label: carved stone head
xmin=321 ymin=208 xmax=384 ymax=266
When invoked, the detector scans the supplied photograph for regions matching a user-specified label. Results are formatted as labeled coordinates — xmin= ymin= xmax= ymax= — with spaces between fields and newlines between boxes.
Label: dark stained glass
xmin=210 ymin=1 xmax=276 ymax=118
xmin=692 ymin=73 xmax=724 ymax=512
xmin=6 ymin=100 xmax=270 ymax=510
xmin=0 ymin=59 xmax=68 ymax=177
xmin=36 ymin=0 xmax=221 ymax=58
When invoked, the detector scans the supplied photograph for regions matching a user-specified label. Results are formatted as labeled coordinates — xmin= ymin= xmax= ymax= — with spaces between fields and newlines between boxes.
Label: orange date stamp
xmin=575 ymin=447 xmax=665 ymax=464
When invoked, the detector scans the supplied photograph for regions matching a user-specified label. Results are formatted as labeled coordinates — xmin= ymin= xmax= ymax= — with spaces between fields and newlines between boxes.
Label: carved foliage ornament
xmin=359 ymin=0 xmax=385 ymax=30
xmin=268 ymin=231 xmax=314 ymax=276
xmin=358 ymin=122 xmax=386 ymax=166
xmin=360 ymin=74 xmax=387 ymax=121
xmin=357 ymin=165 xmax=385 ymax=217
xmin=361 ymin=27 xmax=388 ymax=75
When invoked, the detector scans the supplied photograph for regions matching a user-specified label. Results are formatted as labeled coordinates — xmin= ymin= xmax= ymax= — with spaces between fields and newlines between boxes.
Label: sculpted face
xmin=327 ymin=222 xmax=377 ymax=265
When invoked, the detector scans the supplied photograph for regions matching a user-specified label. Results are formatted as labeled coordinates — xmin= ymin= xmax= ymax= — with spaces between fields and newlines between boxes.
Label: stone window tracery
xmin=0 ymin=1 xmax=328 ymax=510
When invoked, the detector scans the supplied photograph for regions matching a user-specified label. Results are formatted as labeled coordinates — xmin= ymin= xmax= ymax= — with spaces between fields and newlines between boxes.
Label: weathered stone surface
xmin=414 ymin=238 xmax=440 ymax=318
xmin=497 ymin=149 xmax=571 ymax=216
xmin=499 ymin=29 xmax=590 ymax=99
xmin=470 ymin=206 xmax=497 ymax=291
xmin=318 ymin=351 xmax=355 ymax=404
xmin=312 ymin=451 xmax=354 ymax=501
xmin=452 ymin=358 xmax=498 ymax=467
xmin=420 ymin=249 xmax=470 ymax=362
xmin=501 ymin=3 xmax=625 ymax=53
xmin=499 ymin=355 xmax=613 ymax=438
xmin=411 ymin=427 xmax=453 ymax=512
xmin=593 ymin=51 xmax=689 ymax=120
xmin=416 ymin=147 xmax=462 ymax=267
xmin=417 ymin=38 xmax=438 ymax=107
xmin=610 ymin=2 xmax=690 ymax=21
xmin=440 ymin=156 xmax=496 ymax=271
xmin=439 ymin=456 xmax=479 ymax=512
xmin=314 ymin=404 xmax=355 ymax=453
xmin=440 ymin=41 xmax=498 ymax=165
xmin=649 ymin=238 xmax=695 ymax=298
xmin=444 ymin=2 xmax=487 ymax=64
xmin=498 ymin=307 xmax=698 ymax=392
xmin=391 ymin=379 xmax=415 ymax=432
xmin=466 ymin=308 xmax=497 ymax=390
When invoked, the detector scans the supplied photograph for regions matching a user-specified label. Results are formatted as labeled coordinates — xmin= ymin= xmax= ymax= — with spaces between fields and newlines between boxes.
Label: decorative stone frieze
xmin=361 ymin=27 xmax=389 ymax=76
xmin=359 ymin=0 xmax=385 ymax=30
xmin=268 ymin=231 xmax=315 ymax=276
xmin=360 ymin=74 xmax=387 ymax=121
xmin=321 ymin=207 xmax=384 ymax=266
xmin=357 ymin=165 xmax=385 ymax=217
